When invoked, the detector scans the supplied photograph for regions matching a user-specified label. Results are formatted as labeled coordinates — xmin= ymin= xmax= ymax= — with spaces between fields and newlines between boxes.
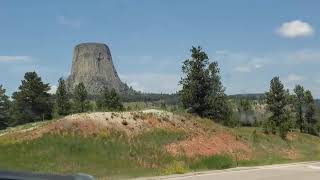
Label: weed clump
xmin=190 ymin=155 xmax=234 ymax=170
xmin=163 ymin=161 xmax=188 ymax=175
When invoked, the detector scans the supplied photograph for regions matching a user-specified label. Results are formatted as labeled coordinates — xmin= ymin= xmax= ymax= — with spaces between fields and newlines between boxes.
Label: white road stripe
xmin=308 ymin=165 xmax=320 ymax=170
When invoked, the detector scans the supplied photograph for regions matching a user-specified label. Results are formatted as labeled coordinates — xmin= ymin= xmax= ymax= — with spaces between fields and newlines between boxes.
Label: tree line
xmin=179 ymin=46 xmax=319 ymax=138
xmin=0 ymin=72 xmax=123 ymax=129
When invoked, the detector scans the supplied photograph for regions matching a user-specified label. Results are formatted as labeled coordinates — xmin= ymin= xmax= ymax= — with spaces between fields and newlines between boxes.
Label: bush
xmin=263 ymin=119 xmax=276 ymax=134
xmin=190 ymin=155 xmax=233 ymax=170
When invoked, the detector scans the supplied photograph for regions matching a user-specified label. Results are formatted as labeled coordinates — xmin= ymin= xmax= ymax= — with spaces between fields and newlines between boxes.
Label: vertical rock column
xmin=67 ymin=43 xmax=124 ymax=95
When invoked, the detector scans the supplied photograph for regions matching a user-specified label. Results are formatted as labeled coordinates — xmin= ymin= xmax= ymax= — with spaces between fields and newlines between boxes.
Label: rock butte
xmin=66 ymin=42 xmax=125 ymax=95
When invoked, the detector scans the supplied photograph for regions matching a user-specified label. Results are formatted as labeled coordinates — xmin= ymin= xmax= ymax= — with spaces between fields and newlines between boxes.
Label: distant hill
xmin=229 ymin=93 xmax=266 ymax=100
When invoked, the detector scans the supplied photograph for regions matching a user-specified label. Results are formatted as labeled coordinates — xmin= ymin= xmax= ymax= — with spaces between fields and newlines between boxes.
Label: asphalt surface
xmin=143 ymin=162 xmax=320 ymax=180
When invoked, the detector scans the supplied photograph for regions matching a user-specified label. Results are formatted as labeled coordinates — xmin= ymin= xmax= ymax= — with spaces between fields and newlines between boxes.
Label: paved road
xmin=146 ymin=162 xmax=320 ymax=180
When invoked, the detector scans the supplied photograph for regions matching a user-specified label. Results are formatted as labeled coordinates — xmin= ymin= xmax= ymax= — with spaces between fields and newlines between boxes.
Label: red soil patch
xmin=280 ymin=148 xmax=300 ymax=159
xmin=47 ymin=119 xmax=107 ymax=136
xmin=166 ymin=132 xmax=252 ymax=160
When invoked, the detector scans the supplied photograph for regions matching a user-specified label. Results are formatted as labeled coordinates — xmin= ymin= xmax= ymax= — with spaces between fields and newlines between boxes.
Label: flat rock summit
xmin=67 ymin=42 xmax=126 ymax=95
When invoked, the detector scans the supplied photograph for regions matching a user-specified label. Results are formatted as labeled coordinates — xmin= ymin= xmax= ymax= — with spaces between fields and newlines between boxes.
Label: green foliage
xmin=73 ymin=83 xmax=89 ymax=113
xmin=304 ymin=90 xmax=318 ymax=135
xmin=0 ymin=85 xmax=10 ymax=129
xmin=293 ymin=85 xmax=305 ymax=132
xmin=262 ymin=118 xmax=277 ymax=134
xmin=97 ymin=87 xmax=123 ymax=111
xmin=265 ymin=77 xmax=291 ymax=138
xmin=190 ymin=155 xmax=233 ymax=170
xmin=179 ymin=46 xmax=231 ymax=124
xmin=180 ymin=46 xmax=210 ymax=115
xmin=160 ymin=102 xmax=167 ymax=110
xmin=55 ymin=78 xmax=71 ymax=116
xmin=10 ymin=72 xmax=52 ymax=125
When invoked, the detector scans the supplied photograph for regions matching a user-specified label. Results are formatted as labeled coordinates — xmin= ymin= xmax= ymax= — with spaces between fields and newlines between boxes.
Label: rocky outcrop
xmin=66 ymin=43 xmax=125 ymax=95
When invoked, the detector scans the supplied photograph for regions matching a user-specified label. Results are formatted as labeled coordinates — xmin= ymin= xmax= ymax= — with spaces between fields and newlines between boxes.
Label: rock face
xmin=67 ymin=43 xmax=125 ymax=95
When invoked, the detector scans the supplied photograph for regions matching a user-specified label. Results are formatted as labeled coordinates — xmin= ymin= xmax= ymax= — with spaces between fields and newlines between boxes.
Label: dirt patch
xmin=0 ymin=110 xmax=206 ymax=141
xmin=166 ymin=133 xmax=252 ymax=160
xmin=286 ymin=133 xmax=298 ymax=141
xmin=279 ymin=148 xmax=300 ymax=159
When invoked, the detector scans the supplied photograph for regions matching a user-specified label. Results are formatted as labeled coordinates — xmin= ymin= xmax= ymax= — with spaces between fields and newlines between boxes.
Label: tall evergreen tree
xmin=96 ymin=87 xmax=110 ymax=110
xmin=11 ymin=72 xmax=52 ymax=125
xmin=265 ymin=77 xmax=291 ymax=138
xmin=205 ymin=62 xmax=232 ymax=124
xmin=97 ymin=87 xmax=123 ymax=111
xmin=304 ymin=90 xmax=318 ymax=135
xmin=73 ymin=82 xmax=88 ymax=113
xmin=179 ymin=46 xmax=231 ymax=124
xmin=180 ymin=46 xmax=210 ymax=115
xmin=55 ymin=78 xmax=70 ymax=116
xmin=293 ymin=85 xmax=305 ymax=132
xmin=108 ymin=89 xmax=124 ymax=111
xmin=0 ymin=85 xmax=10 ymax=129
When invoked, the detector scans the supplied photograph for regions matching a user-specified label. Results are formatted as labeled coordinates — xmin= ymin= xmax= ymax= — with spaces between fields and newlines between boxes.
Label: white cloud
xmin=120 ymin=73 xmax=180 ymax=93
xmin=57 ymin=15 xmax=81 ymax=28
xmin=215 ymin=50 xmax=229 ymax=55
xmin=48 ymin=85 xmax=57 ymax=94
xmin=0 ymin=56 xmax=32 ymax=62
xmin=277 ymin=20 xmax=314 ymax=38
xmin=214 ymin=49 xmax=320 ymax=97
xmin=286 ymin=74 xmax=305 ymax=82
xmin=286 ymin=49 xmax=320 ymax=64
xmin=283 ymin=74 xmax=306 ymax=90
xmin=283 ymin=73 xmax=307 ymax=90
xmin=234 ymin=66 xmax=251 ymax=72
xmin=233 ymin=57 xmax=267 ymax=73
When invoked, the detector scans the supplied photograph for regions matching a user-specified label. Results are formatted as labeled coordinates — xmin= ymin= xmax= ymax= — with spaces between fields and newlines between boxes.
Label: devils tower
xmin=66 ymin=43 xmax=125 ymax=95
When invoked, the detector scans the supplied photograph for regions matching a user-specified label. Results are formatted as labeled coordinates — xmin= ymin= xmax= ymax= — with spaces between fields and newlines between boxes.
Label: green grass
xmin=190 ymin=155 xmax=234 ymax=170
xmin=0 ymin=129 xmax=186 ymax=179
xmin=234 ymin=127 xmax=320 ymax=166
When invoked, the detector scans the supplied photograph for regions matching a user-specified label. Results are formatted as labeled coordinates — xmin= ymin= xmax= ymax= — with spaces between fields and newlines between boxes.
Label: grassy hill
xmin=0 ymin=110 xmax=320 ymax=179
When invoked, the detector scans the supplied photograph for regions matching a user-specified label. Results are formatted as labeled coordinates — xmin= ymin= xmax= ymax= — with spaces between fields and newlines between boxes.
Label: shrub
xmin=190 ymin=154 xmax=233 ymax=170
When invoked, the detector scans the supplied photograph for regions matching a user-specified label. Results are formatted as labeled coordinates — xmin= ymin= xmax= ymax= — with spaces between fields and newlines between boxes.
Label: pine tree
xmin=73 ymin=82 xmax=89 ymax=113
xmin=293 ymin=85 xmax=305 ymax=132
xmin=304 ymin=90 xmax=318 ymax=135
xmin=11 ymin=72 xmax=52 ymax=125
xmin=0 ymin=85 xmax=10 ymax=129
xmin=179 ymin=46 xmax=231 ymax=124
xmin=108 ymin=89 xmax=123 ymax=111
xmin=265 ymin=77 xmax=291 ymax=138
xmin=180 ymin=46 xmax=210 ymax=115
xmin=205 ymin=62 xmax=232 ymax=125
xmin=55 ymin=78 xmax=71 ymax=116
xmin=97 ymin=87 xmax=123 ymax=111
xmin=96 ymin=87 xmax=110 ymax=111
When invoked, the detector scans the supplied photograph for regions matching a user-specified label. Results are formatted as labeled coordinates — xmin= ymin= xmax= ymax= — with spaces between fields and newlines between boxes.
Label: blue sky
xmin=1 ymin=0 xmax=320 ymax=97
